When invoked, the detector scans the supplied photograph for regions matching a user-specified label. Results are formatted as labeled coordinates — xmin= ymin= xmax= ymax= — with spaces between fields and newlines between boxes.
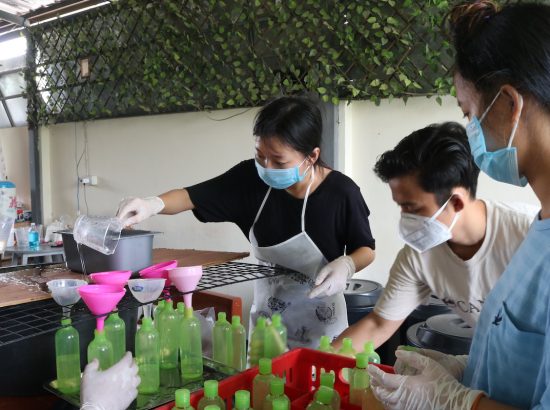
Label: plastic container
xmin=319 ymin=372 xmax=340 ymax=410
xmin=273 ymin=397 xmax=290 ymax=410
xmin=154 ymin=299 xmax=166 ymax=328
xmin=28 ymin=222 xmax=40 ymax=250
xmin=180 ymin=306 xmax=203 ymax=380
xmin=159 ymin=299 xmax=179 ymax=369
xmin=248 ymin=316 xmax=266 ymax=367
xmin=338 ymin=338 xmax=357 ymax=358
xmin=212 ymin=312 xmax=232 ymax=366
xmin=363 ymin=341 xmax=381 ymax=364
xmin=105 ymin=312 xmax=126 ymax=362
xmin=72 ymin=215 xmax=123 ymax=255
xmin=307 ymin=386 xmax=333 ymax=409
xmin=265 ymin=377 xmax=290 ymax=410
xmin=265 ymin=314 xmax=287 ymax=359
xmin=197 ymin=380 xmax=225 ymax=410
xmin=252 ymin=358 xmax=276 ymax=410
xmin=318 ymin=336 xmax=335 ymax=353
xmin=55 ymin=318 xmax=81 ymax=394
xmin=234 ymin=390 xmax=251 ymax=410
xmin=349 ymin=353 xmax=369 ymax=406
xmin=87 ymin=329 xmax=114 ymax=370
xmin=172 ymin=388 xmax=195 ymax=409
xmin=136 ymin=317 xmax=160 ymax=394
xmin=231 ymin=316 xmax=247 ymax=371
xmin=155 ymin=348 xmax=393 ymax=410
xmin=61 ymin=229 xmax=158 ymax=273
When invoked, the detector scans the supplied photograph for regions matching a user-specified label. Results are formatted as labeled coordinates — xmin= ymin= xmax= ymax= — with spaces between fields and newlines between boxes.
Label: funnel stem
xmin=96 ymin=316 xmax=107 ymax=332
xmin=143 ymin=303 xmax=153 ymax=320
xmin=183 ymin=293 xmax=193 ymax=309
xmin=62 ymin=305 xmax=71 ymax=318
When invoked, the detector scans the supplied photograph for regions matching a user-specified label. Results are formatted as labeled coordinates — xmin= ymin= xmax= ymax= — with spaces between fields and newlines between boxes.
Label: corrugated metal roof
xmin=0 ymin=1 xmax=63 ymax=16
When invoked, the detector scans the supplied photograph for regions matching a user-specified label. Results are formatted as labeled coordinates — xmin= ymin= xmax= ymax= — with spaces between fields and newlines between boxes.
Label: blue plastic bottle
xmin=28 ymin=222 xmax=39 ymax=250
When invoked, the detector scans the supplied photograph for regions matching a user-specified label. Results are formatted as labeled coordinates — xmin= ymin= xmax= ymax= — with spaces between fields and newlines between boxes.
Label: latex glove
xmin=368 ymin=350 xmax=484 ymax=410
xmin=394 ymin=346 xmax=468 ymax=380
xmin=117 ymin=196 xmax=164 ymax=226
xmin=81 ymin=352 xmax=140 ymax=410
xmin=308 ymin=255 xmax=355 ymax=299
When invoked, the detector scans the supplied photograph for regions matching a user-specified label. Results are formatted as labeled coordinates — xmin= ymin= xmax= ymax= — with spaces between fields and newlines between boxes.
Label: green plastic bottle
xmin=248 ymin=316 xmax=266 ymax=367
xmin=159 ymin=299 xmax=179 ymax=369
xmin=177 ymin=302 xmax=185 ymax=319
xmin=55 ymin=318 xmax=81 ymax=394
xmin=212 ymin=312 xmax=232 ymax=366
xmin=231 ymin=316 xmax=247 ymax=371
xmin=264 ymin=377 xmax=290 ymax=410
xmin=252 ymin=358 xmax=276 ymax=410
xmin=349 ymin=353 xmax=370 ymax=405
xmin=105 ymin=312 xmax=126 ymax=362
xmin=307 ymin=386 xmax=333 ymax=409
xmin=204 ymin=406 xmax=220 ymax=410
xmin=172 ymin=388 xmax=195 ymax=409
xmin=337 ymin=337 xmax=356 ymax=358
xmin=318 ymin=372 xmax=340 ymax=410
xmin=87 ymin=329 xmax=114 ymax=370
xmin=234 ymin=390 xmax=251 ymax=410
xmin=272 ymin=397 xmax=290 ymax=410
xmin=180 ymin=307 xmax=203 ymax=379
xmin=154 ymin=299 xmax=166 ymax=329
xmin=363 ymin=341 xmax=381 ymax=364
xmin=197 ymin=380 xmax=225 ymax=410
xmin=264 ymin=314 xmax=287 ymax=359
xmin=318 ymin=336 xmax=335 ymax=353
xmin=136 ymin=317 xmax=160 ymax=394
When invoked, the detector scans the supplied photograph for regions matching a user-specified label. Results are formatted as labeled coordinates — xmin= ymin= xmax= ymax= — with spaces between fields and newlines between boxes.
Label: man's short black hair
xmin=374 ymin=122 xmax=480 ymax=205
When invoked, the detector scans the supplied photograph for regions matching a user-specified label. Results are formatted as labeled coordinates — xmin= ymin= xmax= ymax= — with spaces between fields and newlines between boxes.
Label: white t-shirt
xmin=374 ymin=200 xmax=538 ymax=327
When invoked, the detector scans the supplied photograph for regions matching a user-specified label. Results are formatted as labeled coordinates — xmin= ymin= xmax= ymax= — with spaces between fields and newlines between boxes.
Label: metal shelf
xmin=0 ymin=261 xmax=291 ymax=347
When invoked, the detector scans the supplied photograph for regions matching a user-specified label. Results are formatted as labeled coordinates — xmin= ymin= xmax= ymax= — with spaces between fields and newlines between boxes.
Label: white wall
xmin=0 ymin=126 xmax=31 ymax=208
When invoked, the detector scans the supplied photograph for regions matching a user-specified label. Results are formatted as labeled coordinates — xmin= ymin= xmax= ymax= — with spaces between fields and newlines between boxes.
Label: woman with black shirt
xmin=118 ymin=96 xmax=375 ymax=348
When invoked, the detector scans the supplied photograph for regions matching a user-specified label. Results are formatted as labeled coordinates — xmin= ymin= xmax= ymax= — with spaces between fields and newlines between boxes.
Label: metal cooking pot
xmin=344 ymin=279 xmax=384 ymax=308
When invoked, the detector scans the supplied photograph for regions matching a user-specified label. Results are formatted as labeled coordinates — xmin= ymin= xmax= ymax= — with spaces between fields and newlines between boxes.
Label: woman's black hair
xmin=450 ymin=1 xmax=550 ymax=109
xmin=253 ymin=96 xmax=327 ymax=168
xmin=374 ymin=122 xmax=480 ymax=206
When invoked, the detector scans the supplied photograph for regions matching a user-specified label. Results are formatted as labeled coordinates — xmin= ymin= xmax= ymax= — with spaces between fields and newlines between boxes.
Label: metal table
xmin=4 ymin=244 xmax=65 ymax=265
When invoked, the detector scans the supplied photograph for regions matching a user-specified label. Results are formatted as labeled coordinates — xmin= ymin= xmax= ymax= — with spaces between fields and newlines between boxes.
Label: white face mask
xmin=399 ymin=197 xmax=460 ymax=253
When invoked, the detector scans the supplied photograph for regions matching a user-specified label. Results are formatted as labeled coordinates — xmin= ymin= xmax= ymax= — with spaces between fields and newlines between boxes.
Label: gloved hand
xmin=308 ymin=255 xmax=355 ymax=299
xmin=81 ymin=352 xmax=140 ymax=410
xmin=394 ymin=346 xmax=468 ymax=380
xmin=368 ymin=350 xmax=484 ymax=410
xmin=117 ymin=196 xmax=165 ymax=226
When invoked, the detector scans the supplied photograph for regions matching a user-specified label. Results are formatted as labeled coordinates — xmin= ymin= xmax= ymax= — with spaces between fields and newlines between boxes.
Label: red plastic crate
xmin=156 ymin=348 xmax=393 ymax=410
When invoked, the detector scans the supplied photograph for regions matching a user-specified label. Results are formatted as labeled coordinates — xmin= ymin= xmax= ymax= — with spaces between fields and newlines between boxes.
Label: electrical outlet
xmin=79 ymin=175 xmax=98 ymax=186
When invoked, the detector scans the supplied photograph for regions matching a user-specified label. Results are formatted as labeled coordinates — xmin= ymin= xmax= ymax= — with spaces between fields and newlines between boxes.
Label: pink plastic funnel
xmin=89 ymin=270 xmax=132 ymax=288
xmin=78 ymin=284 xmax=126 ymax=331
xmin=139 ymin=260 xmax=178 ymax=286
xmin=168 ymin=266 xmax=203 ymax=308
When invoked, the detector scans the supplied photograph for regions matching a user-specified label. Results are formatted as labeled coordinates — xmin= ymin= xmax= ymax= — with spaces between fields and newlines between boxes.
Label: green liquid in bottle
xmin=180 ymin=307 xmax=203 ymax=379
xmin=87 ymin=329 xmax=114 ymax=370
xmin=231 ymin=316 xmax=247 ymax=371
xmin=55 ymin=318 xmax=81 ymax=394
xmin=248 ymin=316 xmax=266 ymax=367
xmin=159 ymin=299 xmax=179 ymax=369
xmin=253 ymin=358 xmax=276 ymax=410
xmin=350 ymin=353 xmax=370 ymax=405
xmin=136 ymin=317 xmax=160 ymax=394
xmin=105 ymin=312 xmax=126 ymax=363
xmin=212 ymin=312 xmax=232 ymax=366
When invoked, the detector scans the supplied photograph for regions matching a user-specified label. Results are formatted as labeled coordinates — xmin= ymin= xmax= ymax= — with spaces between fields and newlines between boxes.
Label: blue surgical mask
xmin=466 ymin=90 xmax=527 ymax=187
xmin=255 ymin=157 xmax=311 ymax=189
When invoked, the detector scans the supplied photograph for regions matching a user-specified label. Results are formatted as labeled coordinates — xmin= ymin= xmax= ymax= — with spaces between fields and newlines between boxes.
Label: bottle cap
xmin=204 ymin=406 xmax=220 ymax=410
xmin=356 ymin=352 xmax=369 ymax=369
xmin=317 ymin=386 xmax=334 ymax=405
xmin=234 ymin=390 xmax=250 ymax=409
xmin=61 ymin=318 xmax=72 ymax=326
xmin=177 ymin=302 xmax=184 ymax=313
xmin=272 ymin=397 xmax=288 ymax=410
xmin=141 ymin=317 xmax=153 ymax=329
xmin=319 ymin=335 xmax=331 ymax=350
xmin=272 ymin=313 xmax=282 ymax=326
xmin=256 ymin=316 xmax=266 ymax=328
xmin=270 ymin=377 xmax=284 ymax=395
xmin=217 ymin=312 xmax=227 ymax=322
xmin=343 ymin=338 xmax=353 ymax=349
xmin=232 ymin=315 xmax=241 ymax=327
xmin=320 ymin=371 xmax=335 ymax=388
xmin=204 ymin=380 xmax=218 ymax=398
xmin=259 ymin=358 xmax=272 ymax=375
xmin=175 ymin=388 xmax=190 ymax=407
xmin=184 ymin=307 xmax=194 ymax=319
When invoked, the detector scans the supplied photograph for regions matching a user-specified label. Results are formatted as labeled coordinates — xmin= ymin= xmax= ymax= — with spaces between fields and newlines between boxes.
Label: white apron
xmin=248 ymin=168 xmax=348 ymax=349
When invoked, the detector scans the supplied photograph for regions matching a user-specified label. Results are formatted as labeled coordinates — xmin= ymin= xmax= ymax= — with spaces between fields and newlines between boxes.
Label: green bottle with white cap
xmin=234 ymin=390 xmax=251 ymax=410
xmin=252 ymin=358 xmax=276 ymax=410
xmin=212 ymin=312 xmax=232 ymax=366
xmin=264 ymin=314 xmax=287 ymax=359
xmin=264 ymin=377 xmax=290 ymax=410
xmin=180 ymin=306 xmax=203 ymax=379
xmin=306 ymin=386 xmax=333 ymax=409
xmin=231 ymin=315 xmax=247 ymax=371
xmin=159 ymin=299 xmax=179 ymax=369
xmin=55 ymin=318 xmax=81 ymax=394
xmin=136 ymin=317 xmax=160 ymax=394
xmin=363 ymin=341 xmax=381 ymax=364
xmin=172 ymin=388 xmax=195 ymax=409
xmin=105 ymin=312 xmax=126 ymax=362
xmin=337 ymin=337 xmax=356 ymax=358
xmin=350 ymin=352 xmax=370 ymax=405
xmin=197 ymin=380 xmax=225 ymax=410
xmin=318 ymin=335 xmax=335 ymax=353
xmin=318 ymin=371 xmax=340 ymax=410
xmin=248 ymin=316 xmax=266 ymax=367
xmin=87 ymin=329 xmax=114 ymax=370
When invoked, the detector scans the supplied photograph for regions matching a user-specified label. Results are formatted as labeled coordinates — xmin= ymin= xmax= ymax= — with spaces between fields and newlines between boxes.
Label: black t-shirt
xmin=186 ymin=159 xmax=375 ymax=262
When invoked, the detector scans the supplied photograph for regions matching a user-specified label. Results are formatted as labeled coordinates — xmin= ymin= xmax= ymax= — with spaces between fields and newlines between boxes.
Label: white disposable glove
xmin=308 ymin=255 xmax=355 ymax=299
xmin=117 ymin=196 xmax=165 ymax=226
xmin=81 ymin=352 xmax=140 ymax=410
xmin=368 ymin=350 xmax=484 ymax=410
xmin=394 ymin=346 xmax=468 ymax=380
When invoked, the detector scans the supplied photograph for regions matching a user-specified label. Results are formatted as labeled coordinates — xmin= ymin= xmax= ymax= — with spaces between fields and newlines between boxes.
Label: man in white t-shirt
xmin=333 ymin=122 xmax=537 ymax=351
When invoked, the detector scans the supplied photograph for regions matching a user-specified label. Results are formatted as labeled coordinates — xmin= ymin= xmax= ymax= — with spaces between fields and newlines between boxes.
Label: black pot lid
xmin=344 ymin=279 xmax=384 ymax=308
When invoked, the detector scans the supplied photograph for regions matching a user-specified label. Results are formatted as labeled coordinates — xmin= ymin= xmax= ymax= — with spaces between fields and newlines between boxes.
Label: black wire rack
xmin=0 ymin=261 xmax=292 ymax=348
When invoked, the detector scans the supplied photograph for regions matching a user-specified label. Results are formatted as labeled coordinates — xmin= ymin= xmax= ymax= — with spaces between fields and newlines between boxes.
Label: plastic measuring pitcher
xmin=73 ymin=215 xmax=123 ymax=255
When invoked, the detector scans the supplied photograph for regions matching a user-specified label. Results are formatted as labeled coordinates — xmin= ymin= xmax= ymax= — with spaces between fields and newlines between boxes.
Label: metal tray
xmin=44 ymin=358 xmax=237 ymax=410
